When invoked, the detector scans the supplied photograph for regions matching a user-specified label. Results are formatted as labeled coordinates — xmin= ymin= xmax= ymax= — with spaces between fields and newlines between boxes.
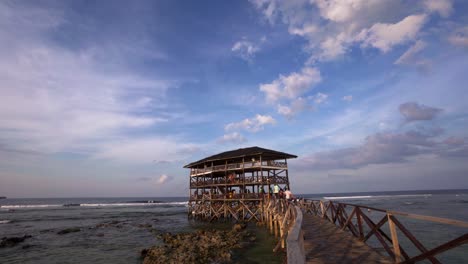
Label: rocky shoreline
xmin=141 ymin=223 xmax=258 ymax=264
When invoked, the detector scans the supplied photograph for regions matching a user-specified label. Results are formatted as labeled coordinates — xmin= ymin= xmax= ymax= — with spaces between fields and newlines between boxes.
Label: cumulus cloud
xmin=342 ymin=95 xmax=353 ymax=102
xmin=423 ymin=0 xmax=453 ymax=17
xmin=297 ymin=129 xmax=467 ymax=170
xmin=277 ymin=97 xmax=309 ymax=119
xmin=399 ymin=102 xmax=442 ymax=123
xmin=225 ymin=114 xmax=276 ymax=133
xmin=231 ymin=40 xmax=260 ymax=61
xmin=251 ymin=1 xmax=433 ymax=61
xmin=259 ymin=67 xmax=322 ymax=103
xmin=218 ymin=132 xmax=247 ymax=144
xmin=357 ymin=14 xmax=427 ymax=53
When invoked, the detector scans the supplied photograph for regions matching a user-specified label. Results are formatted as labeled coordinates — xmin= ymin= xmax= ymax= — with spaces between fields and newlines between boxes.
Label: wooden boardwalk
xmin=302 ymin=214 xmax=393 ymax=264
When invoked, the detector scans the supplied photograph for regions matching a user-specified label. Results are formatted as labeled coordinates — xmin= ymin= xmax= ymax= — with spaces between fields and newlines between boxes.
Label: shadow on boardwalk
xmin=302 ymin=214 xmax=393 ymax=264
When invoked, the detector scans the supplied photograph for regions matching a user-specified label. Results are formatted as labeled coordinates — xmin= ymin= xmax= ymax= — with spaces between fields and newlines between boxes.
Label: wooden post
xmin=388 ymin=213 xmax=402 ymax=263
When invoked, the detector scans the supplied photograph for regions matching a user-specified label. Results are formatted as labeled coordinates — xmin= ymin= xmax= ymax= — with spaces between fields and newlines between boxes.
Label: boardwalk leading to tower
xmin=302 ymin=214 xmax=393 ymax=264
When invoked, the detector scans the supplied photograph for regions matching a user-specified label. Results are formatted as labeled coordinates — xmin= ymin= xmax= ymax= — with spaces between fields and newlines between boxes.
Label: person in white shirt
xmin=284 ymin=188 xmax=293 ymax=201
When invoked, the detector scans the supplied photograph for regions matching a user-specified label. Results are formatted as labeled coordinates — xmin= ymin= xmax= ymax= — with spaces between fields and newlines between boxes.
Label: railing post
xmin=320 ymin=201 xmax=325 ymax=218
xmin=388 ymin=213 xmax=402 ymax=263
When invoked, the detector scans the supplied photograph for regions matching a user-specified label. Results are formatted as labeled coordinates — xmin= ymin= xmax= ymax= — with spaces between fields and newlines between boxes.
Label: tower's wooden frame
xmin=185 ymin=147 xmax=297 ymax=222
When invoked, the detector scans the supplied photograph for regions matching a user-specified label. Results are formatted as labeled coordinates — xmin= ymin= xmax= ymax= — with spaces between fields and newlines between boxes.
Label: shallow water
xmin=1 ymin=190 xmax=467 ymax=263
xmin=0 ymin=197 xmax=282 ymax=264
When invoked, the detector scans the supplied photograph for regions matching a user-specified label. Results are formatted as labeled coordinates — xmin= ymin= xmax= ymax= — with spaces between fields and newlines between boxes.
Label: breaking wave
xmin=0 ymin=201 xmax=188 ymax=209
xmin=323 ymin=194 xmax=432 ymax=200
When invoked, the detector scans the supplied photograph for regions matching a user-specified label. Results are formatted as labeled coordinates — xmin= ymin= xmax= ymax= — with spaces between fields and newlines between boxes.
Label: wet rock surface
xmin=0 ymin=235 xmax=32 ymax=248
xmin=57 ymin=227 xmax=81 ymax=235
xmin=141 ymin=224 xmax=255 ymax=264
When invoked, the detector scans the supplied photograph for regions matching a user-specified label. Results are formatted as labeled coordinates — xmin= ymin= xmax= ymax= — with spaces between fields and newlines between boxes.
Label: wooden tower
xmin=184 ymin=146 xmax=297 ymax=222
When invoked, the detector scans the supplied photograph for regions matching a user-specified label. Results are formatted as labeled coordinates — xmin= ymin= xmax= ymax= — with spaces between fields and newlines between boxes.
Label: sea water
xmin=0 ymin=197 xmax=281 ymax=264
xmin=1 ymin=190 xmax=467 ymax=263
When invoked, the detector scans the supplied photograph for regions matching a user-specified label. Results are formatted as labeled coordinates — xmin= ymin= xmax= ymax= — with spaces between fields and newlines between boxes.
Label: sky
xmin=1 ymin=0 xmax=467 ymax=198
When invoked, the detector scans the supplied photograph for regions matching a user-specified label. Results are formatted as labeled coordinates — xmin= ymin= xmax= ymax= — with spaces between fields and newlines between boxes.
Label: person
xmin=284 ymin=188 xmax=294 ymax=201
xmin=259 ymin=186 xmax=265 ymax=198
xmin=273 ymin=184 xmax=280 ymax=198
xmin=228 ymin=173 xmax=235 ymax=183
xmin=279 ymin=188 xmax=284 ymax=199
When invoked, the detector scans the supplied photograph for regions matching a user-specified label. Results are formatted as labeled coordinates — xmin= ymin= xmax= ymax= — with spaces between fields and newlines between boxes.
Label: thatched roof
xmin=184 ymin=146 xmax=297 ymax=168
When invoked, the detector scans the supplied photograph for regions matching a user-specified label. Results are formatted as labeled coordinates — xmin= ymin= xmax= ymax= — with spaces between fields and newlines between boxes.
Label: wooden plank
xmin=387 ymin=210 xmax=468 ymax=228
xmin=388 ymin=214 xmax=402 ymax=262
xmin=360 ymin=212 xmax=395 ymax=259
xmin=302 ymin=214 xmax=392 ymax=264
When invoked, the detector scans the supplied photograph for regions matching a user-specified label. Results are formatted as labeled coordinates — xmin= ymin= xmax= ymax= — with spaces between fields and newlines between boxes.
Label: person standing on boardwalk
xmin=284 ymin=188 xmax=293 ymax=201
xmin=273 ymin=184 xmax=280 ymax=198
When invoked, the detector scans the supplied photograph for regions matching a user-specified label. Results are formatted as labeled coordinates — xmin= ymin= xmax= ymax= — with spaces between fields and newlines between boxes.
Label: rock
xmin=140 ymin=248 xmax=149 ymax=258
xmin=142 ymin=227 xmax=248 ymax=264
xmin=57 ymin=227 xmax=81 ymax=235
xmin=0 ymin=235 xmax=32 ymax=248
xmin=232 ymin=224 xmax=243 ymax=232
xmin=21 ymin=244 xmax=35 ymax=249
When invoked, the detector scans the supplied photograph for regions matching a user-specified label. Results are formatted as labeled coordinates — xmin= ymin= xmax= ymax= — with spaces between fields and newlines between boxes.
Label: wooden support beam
xmin=388 ymin=213 xmax=402 ymax=263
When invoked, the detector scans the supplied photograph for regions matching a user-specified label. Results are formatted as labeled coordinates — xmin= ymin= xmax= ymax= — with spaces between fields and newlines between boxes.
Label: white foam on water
xmin=80 ymin=201 xmax=188 ymax=207
xmin=0 ymin=204 xmax=62 ymax=209
xmin=324 ymin=196 xmax=373 ymax=200
xmin=0 ymin=220 xmax=11 ymax=224
xmin=0 ymin=201 xmax=189 ymax=209
xmin=323 ymin=194 xmax=432 ymax=200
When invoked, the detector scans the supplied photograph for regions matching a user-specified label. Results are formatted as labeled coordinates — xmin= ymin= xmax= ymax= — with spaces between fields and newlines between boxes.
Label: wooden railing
xmin=298 ymin=199 xmax=468 ymax=263
xmin=190 ymin=161 xmax=287 ymax=176
xmin=262 ymin=198 xmax=305 ymax=263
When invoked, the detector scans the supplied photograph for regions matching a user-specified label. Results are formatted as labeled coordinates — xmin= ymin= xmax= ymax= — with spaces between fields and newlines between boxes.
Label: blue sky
xmin=1 ymin=0 xmax=467 ymax=198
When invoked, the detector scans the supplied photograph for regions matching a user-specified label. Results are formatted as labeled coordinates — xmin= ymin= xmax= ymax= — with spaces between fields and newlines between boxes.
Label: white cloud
xmin=92 ymin=136 xmax=199 ymax=164
xmin=225 ymin=114 xmax=276 ymax=133
xmin=423 ymin=0 xmax=453 ymax=17
xmin=218 ymin=132 xmax=247 ymax=144
xmin=314 ymin=0 xmax=377 ymax=23
xmin=231 ymin=40 xmax=260 ymax=61
xmin=343 ymin=95 xmax=353 ymax=102
xmin=357 ymin=14 xmax=427 ymax=52
xmin=289 ymin=24 xmax=319 ymax=37
xmin=395 ymin=40 xmax=430 ymax=67
xmin=251 ymin=1 xmax=432 ymax=61
xmin=249 ymin=0 xmax=279 ymax=25
xmin=313 ymin=92 xmax=328 ymax=104
xmin=157 ymin=174 xmax=173 ymax=184
xmin=259 ymin=67 xmax=321 ymax=102
xmin=277 ymin=97 xmax=309 ymax=119
xmin=0 ymin=2 xmax=173 ymax=156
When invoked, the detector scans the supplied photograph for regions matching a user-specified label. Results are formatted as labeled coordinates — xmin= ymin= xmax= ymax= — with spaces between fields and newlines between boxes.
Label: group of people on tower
xmin=259 ymin=184 xmax=294 ymax=200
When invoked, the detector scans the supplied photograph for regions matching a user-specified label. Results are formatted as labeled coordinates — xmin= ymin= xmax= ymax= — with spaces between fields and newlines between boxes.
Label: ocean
xmin=1 ymin=189 xmax=467 ymax=263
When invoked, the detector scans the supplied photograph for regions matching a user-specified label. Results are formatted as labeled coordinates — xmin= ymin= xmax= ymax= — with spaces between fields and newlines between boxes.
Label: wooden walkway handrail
xmin=261 ymin=198 xmax=303 ymax=255
xmin=298 ymin=199 xmax=468 ymax=263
